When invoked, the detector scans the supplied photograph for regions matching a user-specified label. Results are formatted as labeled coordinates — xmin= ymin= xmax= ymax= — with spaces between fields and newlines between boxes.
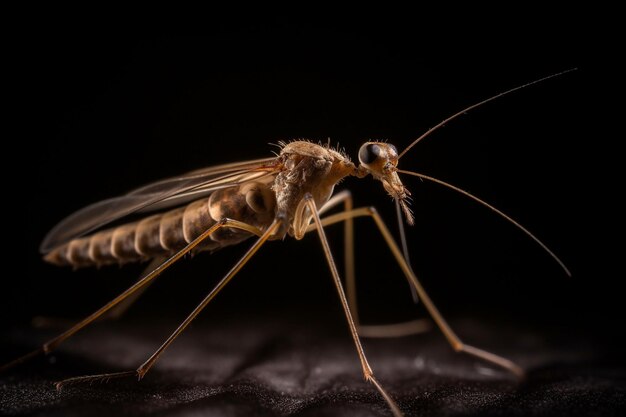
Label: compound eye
xmin=358 ymin=143 xmax=382 ymax=165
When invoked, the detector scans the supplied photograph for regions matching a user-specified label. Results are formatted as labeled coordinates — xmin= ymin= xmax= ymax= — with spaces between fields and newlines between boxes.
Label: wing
xmin=40 ymin=157 xmax=279 ymax=253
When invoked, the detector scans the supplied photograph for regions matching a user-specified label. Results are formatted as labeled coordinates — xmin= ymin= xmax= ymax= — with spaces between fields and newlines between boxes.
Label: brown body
xmin=44 ymin=141 xmax=358 ymax=267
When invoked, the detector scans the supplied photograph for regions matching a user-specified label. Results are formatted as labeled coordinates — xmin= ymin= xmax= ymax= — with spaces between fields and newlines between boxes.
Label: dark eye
xmin=358 ymin=143 xmax=382 ymax=165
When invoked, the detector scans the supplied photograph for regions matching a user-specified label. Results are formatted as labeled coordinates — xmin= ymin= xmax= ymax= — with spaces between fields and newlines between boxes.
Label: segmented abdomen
xmin=44 ymin=182 xmax=276 ymax=267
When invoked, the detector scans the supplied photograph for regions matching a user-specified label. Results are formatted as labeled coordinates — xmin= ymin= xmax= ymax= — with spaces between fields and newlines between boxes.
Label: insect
xmin=2 ymin=71 xmax=573 ymax=417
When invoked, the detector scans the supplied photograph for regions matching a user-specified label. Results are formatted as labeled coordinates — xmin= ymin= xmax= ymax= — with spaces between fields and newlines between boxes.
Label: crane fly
xmin=2 ymin=70 xmax=574 ymax=417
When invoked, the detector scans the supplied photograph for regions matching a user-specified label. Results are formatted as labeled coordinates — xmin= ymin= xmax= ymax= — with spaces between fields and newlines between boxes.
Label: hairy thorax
xmin=272 ymin=141 xmax=356 ymax=238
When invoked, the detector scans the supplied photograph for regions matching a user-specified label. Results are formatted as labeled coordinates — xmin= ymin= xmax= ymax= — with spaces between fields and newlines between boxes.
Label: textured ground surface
xmin=1 ymin=314 xmax=624 ymax=417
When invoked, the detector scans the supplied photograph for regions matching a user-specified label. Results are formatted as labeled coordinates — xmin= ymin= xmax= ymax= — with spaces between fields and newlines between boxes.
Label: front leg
xmin=313 ymin=205 xmax=524 ymax=378
xmin=302 ymin=193 xmax=404 ymax=417
xmin=316 ymin=191 xmax=432 ymax=338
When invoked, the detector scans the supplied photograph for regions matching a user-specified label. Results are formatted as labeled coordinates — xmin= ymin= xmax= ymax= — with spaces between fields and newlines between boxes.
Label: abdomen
xmin=44 ymin=182 xmax=276 ymax=268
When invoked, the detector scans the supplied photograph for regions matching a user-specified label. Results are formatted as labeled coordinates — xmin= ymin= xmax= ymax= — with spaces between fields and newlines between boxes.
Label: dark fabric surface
xmin=2 ymin=314 xmax=624 ymax=417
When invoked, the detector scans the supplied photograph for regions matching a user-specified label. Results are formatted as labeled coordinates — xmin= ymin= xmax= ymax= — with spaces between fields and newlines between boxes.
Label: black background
xmin=4 ymin=28 xmax=620 ymax=366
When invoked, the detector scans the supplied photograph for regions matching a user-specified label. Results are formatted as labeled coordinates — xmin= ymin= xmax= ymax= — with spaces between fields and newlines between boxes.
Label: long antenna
xmin=398 ymin=169 xmax=571 ymax=277
xmin=398 ymin=68 xmax=577 ymax=159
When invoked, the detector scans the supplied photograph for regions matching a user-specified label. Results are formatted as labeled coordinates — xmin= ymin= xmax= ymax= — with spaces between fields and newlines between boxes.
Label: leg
xmin=55 ymin=219 xmax=281 ymax=388
xmin=0 ymin=219 xmax=265 ymax=373
xmin=103 ymin=257 xmax=167 ymax=320
xmin=31 ymin=283 xmax=152 ymax=327
xmin=303 ymin=195 xmax=403 ymax=417
xmin=30 ymin=258 xmax=165 ymax=330
xmin=318 ymin=192 xmax=431 ymax=338
xmin=30 ymin=281 xmax=152 ymax=329
xmin=318 ymin=191 xmax=358 ymax=323
xmin=312 ymin=206 xmax=524 ymax=377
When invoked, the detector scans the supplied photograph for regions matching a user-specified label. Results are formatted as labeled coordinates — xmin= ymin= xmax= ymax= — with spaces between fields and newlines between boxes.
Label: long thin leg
xmin=104 ymin=257 xmax=166 ymax=320
xmin=318 ymin=191 xmax=358 ymax=323
xmin=318 ymin=192 xmax=431 ymax=338
xmin=0 ymin=219 xmax=265 ymax=373
xmin=31 ymin=259 xmax=162 ymax=329
xmin=55 ymin=219 xmax=281 ymax=388
xmin=311 ymin=206 xmax=524 ymax=377
xmin=304 ymin=195 xmax=403 ymax=417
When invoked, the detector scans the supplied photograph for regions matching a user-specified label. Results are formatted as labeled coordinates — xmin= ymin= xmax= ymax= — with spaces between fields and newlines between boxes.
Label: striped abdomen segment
xmin=44 ymin=182 xmax=276 ymax=267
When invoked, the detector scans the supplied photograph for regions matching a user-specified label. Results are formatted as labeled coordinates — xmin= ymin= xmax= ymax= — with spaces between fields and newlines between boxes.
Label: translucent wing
xmin=41 ymin=157 xmax=279 ymax=253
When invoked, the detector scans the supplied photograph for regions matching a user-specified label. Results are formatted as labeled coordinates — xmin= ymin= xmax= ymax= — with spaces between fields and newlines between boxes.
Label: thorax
xmin=272 ymin=141 xmax=356 ymax=238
